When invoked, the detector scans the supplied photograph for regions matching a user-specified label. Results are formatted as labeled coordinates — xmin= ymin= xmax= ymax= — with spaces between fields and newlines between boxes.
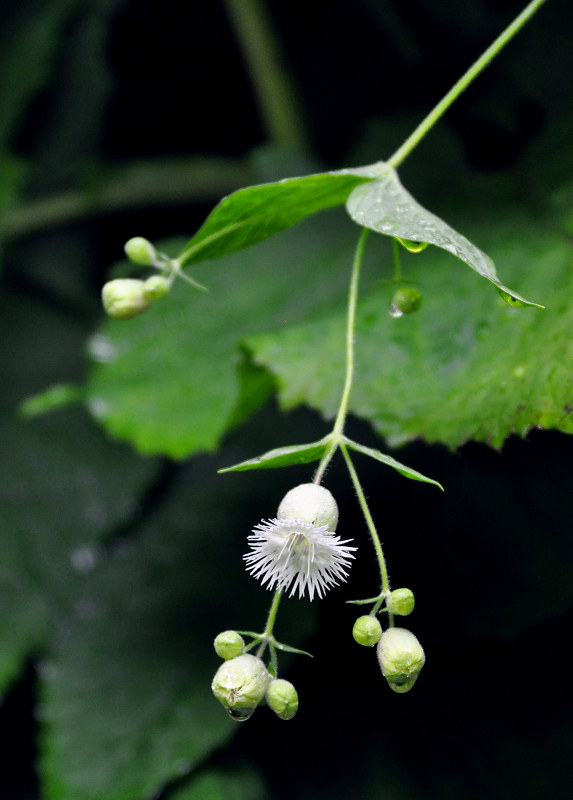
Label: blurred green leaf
xmin=178 ymin=166 xmax=380 ymax=268
xmin=39 ymin=457 xmax=317 ymax=800
xmin=170 ymin=763 xmax=267 ymax=800
xmin=85 ymin=211 xmax=361 ymax=459
xmin=0 ymin=412 xmax=157 ymax=696
xmin=346 ymin=165 xmax=542 ymax=307
xmin=0 ymin=0 xmax=78 ymax=150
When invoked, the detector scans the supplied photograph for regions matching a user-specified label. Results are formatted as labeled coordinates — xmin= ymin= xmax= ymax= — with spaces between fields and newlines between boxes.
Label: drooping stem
xmin=314 ymin=228 xmax=369 ymax=484
xmin=341 ymin=443 xmax=391 ymax=619
xmin=387 ymin=0 xmax=549 ymax=169
xmin=222 ymin=0 xmax=308 ymax=149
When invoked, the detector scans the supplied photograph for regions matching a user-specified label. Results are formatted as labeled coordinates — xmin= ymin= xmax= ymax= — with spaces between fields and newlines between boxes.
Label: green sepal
xmin=346 ymin=595 xmax=386 ymax=606
xmin=346 ymin=165 xmax=543 ymax=308
xmin=218 ymin=435 xmax=332 ymax=473
xmin=342 ymin=436 xmax=443 ymax=489
xmin=270 ymin=640 xmax=313 ymax=658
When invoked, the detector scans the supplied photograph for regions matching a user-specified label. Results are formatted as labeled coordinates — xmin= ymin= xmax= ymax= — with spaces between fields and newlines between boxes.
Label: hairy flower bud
xmin=143 ymin=275 xmax=171 ymax=301
xmin=266 ymin=678 xmax=299 ymax=720
xmin=211 ymin=654 xmax=270 ymax=721
xmin=352 ymin=615 xmax=382 ymax=646
xmin=377 ymin=627 xmax=425 ymax=693
xmin=101 ymin=279 xmax=150 ymax=320
xmin=124 ymin=236 xmax=157 ymax=266
xmin=386 ymin=588 xmax=415 ymax=616
xmin=213 ymin=630 xmax=244 ymax=660
xmin=277 ymin=483 xmax=338 ymax=531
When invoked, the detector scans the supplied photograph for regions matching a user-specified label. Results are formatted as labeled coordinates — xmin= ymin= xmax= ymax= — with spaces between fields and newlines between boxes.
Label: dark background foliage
xmin=1 ymin=1 xmax=572 ymax=798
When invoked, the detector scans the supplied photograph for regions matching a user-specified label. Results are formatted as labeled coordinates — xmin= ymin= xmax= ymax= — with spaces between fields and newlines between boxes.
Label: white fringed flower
xmin=244 ymin=517 xmax=356 ymax=601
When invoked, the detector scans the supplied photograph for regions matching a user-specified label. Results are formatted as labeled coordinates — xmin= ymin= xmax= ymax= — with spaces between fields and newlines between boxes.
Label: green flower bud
xmin=266 ymin=678 xmax=299 ymax=720
xmin=101 ymin=279 xmax=150 ymax=320
xmin=124 ymin=236 xmax=157 ymax=266
xmin=390 ymin=287 xmax=423 ymax=317
xmin=352 ymin=615 xmax=382 ymax=646
xmin=386 ymin=588 xmax=415 ymax=616
xmin=213 ymin=630 xmax=244 ymax=660
xmin=143 ymin=275 xmax=171 ymax=302
xmin=277 ymin=483 xmax=338 ymax=530
xmin=376 ymin=627 xmax=425 ymax=693
xmin=211 ymin=654 xmax=270 ymax=722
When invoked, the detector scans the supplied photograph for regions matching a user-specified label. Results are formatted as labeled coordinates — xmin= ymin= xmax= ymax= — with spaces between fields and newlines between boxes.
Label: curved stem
xmin=314 ymin=228 xmax=369 ymax=484
xmin=387 ymin=0 xmax=549 ymax=169
xmin=340 ymin=443 xmax=391 ymax=616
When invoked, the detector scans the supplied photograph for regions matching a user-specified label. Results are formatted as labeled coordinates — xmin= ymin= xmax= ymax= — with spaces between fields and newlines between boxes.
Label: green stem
xmin=314 ymin=228 xmax=369 ymax=484
xmin=340 ymin=443 xmax=391 ymax=617
xmin=256 ymin=590 xmax=282 ymax=657
xmin=221 ymin=0 xmax=308 ymax=149
xmin=392 ymin=239 xmax=402 ymax=283
xmin=387 ymin=0 xmax=549 ymax=169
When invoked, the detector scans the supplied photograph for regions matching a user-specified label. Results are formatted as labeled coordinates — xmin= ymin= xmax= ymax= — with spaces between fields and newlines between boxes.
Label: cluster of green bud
xmin=101 ymin=237 xmax=174 ymax=320
xmin=376 ymin=627 xmax=425 ymax=693
xmin=214 ymin=630 xmax=245 ymax=660
xmin=352 ymin=615 xmax=382 ymax=646
xmin=211 ymin=654 xmax=270 ymax=722
xmin=211 ymin=631 xmax=299 ymax=721
xmin=101 ymin=278 xmax=151 ymax=320
xmin=124 ymin=236 xmax=157 ymax=266
xmin=386 ymin=587 xmax=415 ymax=616
xmin=266 ymin=678 xmax=299 ymax=720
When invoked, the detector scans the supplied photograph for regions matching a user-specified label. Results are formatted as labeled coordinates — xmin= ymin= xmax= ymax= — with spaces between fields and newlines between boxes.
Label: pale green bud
xmin=386 ymin=588 xmax=415 ymax=616
xmin=143 ymin=275 xmax=171 ymax=302
xmin=101 ymin=279 xmax=150 ymax=320
xmin=377 ymin=627 xmax=425 ymax=693
xmin=213 ymin=630 xmax=244 ymax=660
xmin=124 ymin=236 xmax=157 ymax=266
xmin=277 ymin=483 xmax=338 ymax=530
xmin=266 ymin=679 xmax=299 ymax=720
xmin=391 ymin=287 xmax=423 ymax=314
xmin=211 ymin=654 xmax=270 ymax=721
xmin=352 ymin=615 xmax=382 ymax=646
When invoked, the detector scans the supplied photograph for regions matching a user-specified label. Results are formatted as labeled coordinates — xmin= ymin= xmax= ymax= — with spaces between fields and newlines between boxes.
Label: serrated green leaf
xmin=219 ymin=435 xmax=331 ymax=473
xmin=346 ymin=165 xmax=543 ymax=308
xmin=247 ymin=205 xmax=570 ymax=450
xmin=343 ymin=437 xmax=443 ymax=488
xmin=178 ymin=166 xmax=380 ymax=268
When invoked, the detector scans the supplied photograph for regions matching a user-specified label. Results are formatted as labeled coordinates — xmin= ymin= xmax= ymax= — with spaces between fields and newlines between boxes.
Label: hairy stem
xmin=256 ymin=589 xmax=282 ymax=657
xmin=341 ymin=443 xmax=391 ymax=615
xmin=387 ymin=0 xmax=549 ymax=169
xmin=314 ymin=228 xmax=369 ymax=484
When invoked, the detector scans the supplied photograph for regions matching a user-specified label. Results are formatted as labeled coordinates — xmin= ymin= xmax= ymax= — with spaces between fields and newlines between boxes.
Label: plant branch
xmin=387 ymin=0 xmax=549 ymax=169
xmin=222 ymin=0 xmax=308 ymax=149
